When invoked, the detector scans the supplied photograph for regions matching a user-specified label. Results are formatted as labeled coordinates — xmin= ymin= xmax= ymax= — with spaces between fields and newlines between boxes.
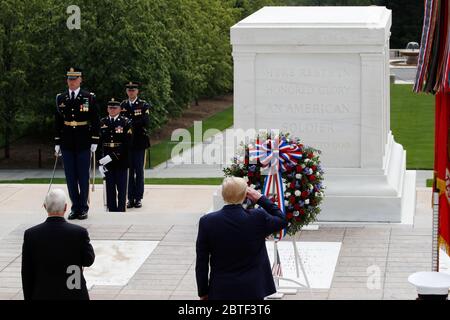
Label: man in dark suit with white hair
xmin=195 ymin=177 xmax=288 ymax=300
xmin=21 ymin=188 xmax=95 ymax=300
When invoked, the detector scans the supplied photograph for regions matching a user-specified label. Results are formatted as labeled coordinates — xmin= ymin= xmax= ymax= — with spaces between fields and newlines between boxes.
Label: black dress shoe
xmin=78 ymin=211 xmax=88 ymax=220
xmin=134 ymin=200 xmax=142 ymax=208
xmin=68 ymin=211 xmax=79 ymax=220
xmin=127 ymin=201 xmax=135 ymax=209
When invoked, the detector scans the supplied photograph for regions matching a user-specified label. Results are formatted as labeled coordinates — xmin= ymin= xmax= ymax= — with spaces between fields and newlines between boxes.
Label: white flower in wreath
xmin=294 ymin=190 xmax=301 ymax=197
xmin=316 ymin=172 xmax=321 ymax=177
xmin=308 ymin=184 xmax=314 ymax=191
xmin=254 ymin=204 xmax=260 ymax=209
xmin=295 ymin=173 xmax=302 ymax=179
xmin=305 ymin=199 xmax=310 ymax=205
xmin=304 ymin=159 xmax=311 ymax=163
xmin=284 ymin=200 xmax=289 ymax=206
xmin=315 ymin=192 xmax=322 ymax=197
xmin=285 ymin=192 xmax=291 ymax=197
xmin=293 ymin=211 xmax=300 ymax=217
xmin=301 ymin=164 xmax=306 ymax=169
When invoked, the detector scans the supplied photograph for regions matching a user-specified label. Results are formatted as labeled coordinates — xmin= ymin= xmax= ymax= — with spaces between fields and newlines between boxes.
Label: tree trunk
xmin=4 ymin=126 xmax=10 ymax=159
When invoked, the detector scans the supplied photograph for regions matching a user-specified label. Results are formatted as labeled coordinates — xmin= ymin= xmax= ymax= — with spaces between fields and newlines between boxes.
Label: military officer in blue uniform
xmin=99 ymin=98 xmax=133 ymax=212
xmin=55 ymin=67 xmax=100 ymax=220
xmin=120 ymin=82 xmax=151 ymax=209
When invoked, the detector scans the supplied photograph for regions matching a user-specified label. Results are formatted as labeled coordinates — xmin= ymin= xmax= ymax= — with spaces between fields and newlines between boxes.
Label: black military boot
xmin=68 ymin=211 xmax=79 ymax=220
xmin=78 ymin=211 xmax=88 ymax=220
xmin=127 ymin=200 xmax=135 ymax=209
xmin=134 ymin=200 xmax=142 ymax=208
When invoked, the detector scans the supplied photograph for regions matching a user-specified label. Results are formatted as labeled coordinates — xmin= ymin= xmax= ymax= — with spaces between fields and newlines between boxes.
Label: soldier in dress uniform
xmin=54 ymin=67 xmax=100 ymax=220
xmin=98 ymin=98 xmax=133 ymax=212
xmin=120 ymin=81 xmax=151 ymax=209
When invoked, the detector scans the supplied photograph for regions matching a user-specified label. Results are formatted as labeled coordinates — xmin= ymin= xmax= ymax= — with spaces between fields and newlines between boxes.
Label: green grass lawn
xmin=149 ymin=106 xmax=233 ymax=168
xmin=390 ymin=84 xmax=435 ymax=169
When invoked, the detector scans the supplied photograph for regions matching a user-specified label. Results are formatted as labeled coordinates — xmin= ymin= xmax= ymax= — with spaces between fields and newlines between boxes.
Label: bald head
xmin=44 ymin=189 xmax=67 ymax=216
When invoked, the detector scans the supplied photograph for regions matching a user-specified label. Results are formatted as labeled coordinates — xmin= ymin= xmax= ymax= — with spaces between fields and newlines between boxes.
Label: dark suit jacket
xmin=21 ymin=217 xmax=95 ymax=300
xmin=195 ymin=196 xmax=288 ymax=300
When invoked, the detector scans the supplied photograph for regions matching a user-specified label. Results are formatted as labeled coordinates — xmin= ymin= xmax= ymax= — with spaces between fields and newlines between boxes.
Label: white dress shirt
xmin=69 ymin=87 xmax=81 ymax=99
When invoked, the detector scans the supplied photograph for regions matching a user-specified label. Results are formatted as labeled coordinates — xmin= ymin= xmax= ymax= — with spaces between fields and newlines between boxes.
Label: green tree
xmin=0 ymin=0 xmax=34 ymax=158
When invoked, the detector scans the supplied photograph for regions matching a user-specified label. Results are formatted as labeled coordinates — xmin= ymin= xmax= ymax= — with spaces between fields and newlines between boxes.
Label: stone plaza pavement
xmin=0 ymin=183 xmax=440 ymax=300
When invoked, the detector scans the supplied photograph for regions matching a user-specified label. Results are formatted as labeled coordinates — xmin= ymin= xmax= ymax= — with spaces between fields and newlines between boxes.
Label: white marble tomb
xmin=228 ymin=6 xmax=416 ymax=222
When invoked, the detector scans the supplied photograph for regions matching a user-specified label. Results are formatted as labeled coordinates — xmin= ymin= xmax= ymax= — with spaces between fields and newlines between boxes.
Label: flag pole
xmin=432 ymin=180 xmax=440 ymax=272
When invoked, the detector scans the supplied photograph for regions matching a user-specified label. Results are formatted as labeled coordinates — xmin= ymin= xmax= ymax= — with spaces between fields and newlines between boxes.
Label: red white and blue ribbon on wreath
xmin=249 ymin=136 xmax=303 ymax=240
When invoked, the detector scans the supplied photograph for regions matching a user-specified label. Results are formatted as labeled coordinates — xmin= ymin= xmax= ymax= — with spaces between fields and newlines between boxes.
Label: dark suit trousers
xmin=106 ymin=168 xmax=128 ymax=212
xmin=62 ymin=148 xmax=90 ymax=213
xmin=128 ymin=149 xmax=145 ymax=201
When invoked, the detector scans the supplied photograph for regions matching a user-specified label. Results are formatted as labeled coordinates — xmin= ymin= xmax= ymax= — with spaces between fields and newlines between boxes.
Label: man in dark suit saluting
xmin=21 ymin=189 xmax=95 ymax=300
xmin=195 ymin=177 xmax=288 ymax=300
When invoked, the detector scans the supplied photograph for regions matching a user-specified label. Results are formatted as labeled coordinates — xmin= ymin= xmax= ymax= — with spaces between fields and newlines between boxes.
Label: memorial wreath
xmin=223 ymin=132 xmax=325 ymax=238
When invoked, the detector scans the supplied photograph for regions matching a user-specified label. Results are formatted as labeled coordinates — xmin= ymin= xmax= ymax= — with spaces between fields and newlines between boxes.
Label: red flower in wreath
xmin=223 ymin=132 xmax=324 ymax=237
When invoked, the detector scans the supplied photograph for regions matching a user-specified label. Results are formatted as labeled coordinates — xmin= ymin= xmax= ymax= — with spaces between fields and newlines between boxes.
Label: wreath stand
xmin=267 ymin=234 xmax=313 ymax=299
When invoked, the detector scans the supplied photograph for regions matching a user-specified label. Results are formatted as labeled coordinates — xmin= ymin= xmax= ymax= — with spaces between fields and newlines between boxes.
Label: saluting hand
xmin=246 ymin=187 xmax=262 ymax=203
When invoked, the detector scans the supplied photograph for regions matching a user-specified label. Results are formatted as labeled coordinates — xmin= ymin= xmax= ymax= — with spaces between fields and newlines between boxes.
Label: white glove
xmin=99 ymin=155 xmax=112 ymax=165
xmin=54 ymin=145 xmax=61 ymax=157
xmin=99 ymin=165 xmax=106 ymax=178
xmin=90 ymin=144 xmax=97 ymax=153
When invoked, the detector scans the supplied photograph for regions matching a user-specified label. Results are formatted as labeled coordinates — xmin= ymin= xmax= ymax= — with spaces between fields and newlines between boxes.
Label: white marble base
xmin=266 ymin=241 xmax=342 ymax=289
xmin=440 ymin=250 xmax=450 ymax=275
xmin=84 ymin=240 xmax=158 ymax=288
xmin=317 ymin=133 xmax=415 ymax=223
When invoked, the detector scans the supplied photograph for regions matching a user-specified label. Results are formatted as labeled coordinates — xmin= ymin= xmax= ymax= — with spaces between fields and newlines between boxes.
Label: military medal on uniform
xmin=115 ymin=126 xmax=123 ymax=134
xmin=82 ymin=97 xmax=90 ymax=112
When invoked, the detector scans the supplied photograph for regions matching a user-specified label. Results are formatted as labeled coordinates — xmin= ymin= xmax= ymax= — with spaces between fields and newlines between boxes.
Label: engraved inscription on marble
xmin=255 ymin=53 xmax=361 ymax=167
